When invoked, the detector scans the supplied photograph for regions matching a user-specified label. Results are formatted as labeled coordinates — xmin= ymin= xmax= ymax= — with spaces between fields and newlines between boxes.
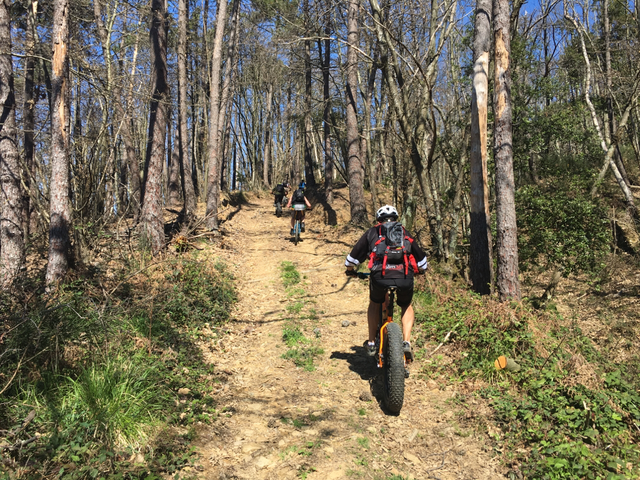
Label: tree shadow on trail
xmin=330 ymin=346 xmax=395 ymax=415
xmin=310 ymin=190 xmax=337 ymax=226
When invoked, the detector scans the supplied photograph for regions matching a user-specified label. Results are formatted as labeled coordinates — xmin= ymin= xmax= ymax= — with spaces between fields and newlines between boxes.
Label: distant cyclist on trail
xmin=344 ymin=205 xmax=428 ymax=362
xmin=272 ymin=181 xmax=290 ymax=206
xmin=286 ymin=182 xmax=312 ymax=236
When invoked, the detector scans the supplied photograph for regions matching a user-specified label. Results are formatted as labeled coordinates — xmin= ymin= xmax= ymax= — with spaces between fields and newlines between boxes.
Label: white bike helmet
xmin=376 ymin=205 xmax=398 ymax=222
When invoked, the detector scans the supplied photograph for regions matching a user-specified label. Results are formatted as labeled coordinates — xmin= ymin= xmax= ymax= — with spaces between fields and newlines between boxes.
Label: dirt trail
xmin=193 ymin=192 xmax=506 ymax=480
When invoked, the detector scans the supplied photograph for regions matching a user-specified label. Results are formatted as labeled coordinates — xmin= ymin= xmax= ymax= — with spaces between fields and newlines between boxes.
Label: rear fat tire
xmin=382 ymin=322 xmax=405 ymax=413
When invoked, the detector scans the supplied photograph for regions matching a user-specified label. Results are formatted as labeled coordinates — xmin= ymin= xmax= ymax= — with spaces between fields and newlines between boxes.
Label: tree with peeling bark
xmin=493 ymin=0 xmax=521 ymax=301
xmin=140 ymin=0 xmax=169 ymax=254
xmin=469 ymin=0 xmax=494 ymax=295
xmin=346 ymin=0 xmax=367 ymax=224
xmin=46 ymin=0 xmax=72 ymax=286
xmin=0 ymin=0 xmax=25 ymax=289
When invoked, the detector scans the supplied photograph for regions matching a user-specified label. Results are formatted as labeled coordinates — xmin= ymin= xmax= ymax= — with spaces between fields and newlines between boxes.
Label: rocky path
xmin=194 ymin=193 xmax=505 ymax=480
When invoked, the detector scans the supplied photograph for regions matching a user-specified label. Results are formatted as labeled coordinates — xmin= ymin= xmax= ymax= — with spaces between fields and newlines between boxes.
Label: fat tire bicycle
xmin=352 ymin=272 xmax=411 ymax=413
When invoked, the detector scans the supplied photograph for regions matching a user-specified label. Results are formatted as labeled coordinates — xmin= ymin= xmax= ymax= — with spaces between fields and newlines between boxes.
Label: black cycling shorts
xmin=274 ymin=194 xmax=285 ymax=203
xmin=369 ymin=275 xmax=414 ymax=307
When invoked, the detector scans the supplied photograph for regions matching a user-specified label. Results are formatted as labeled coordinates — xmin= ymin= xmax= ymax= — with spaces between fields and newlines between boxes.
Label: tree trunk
xmin=0 ymin=0 xmax=25 ymax=288
xmin=178 ymin=0 xmax=197 ymax=221
xmin=46 ymin=0 xmax=72 ymax=285
xmin=205 ymin=0 xmax=229 ymax=231
xmin=321 ymin=17 xmax=333 ymax=203
xmin=493 ymin=0 xmax=521 ymax=301
xmin=263 ymin=83 xmax=274 ymax=187
xmin=303 ymin=0 xmax=316 ymax=187
xmin=167 ymin=109 xmax=182 ymax=205
xmin=23 ymin=0 xmax=37 ymax=238
xmin=469 ymin=0 xmax=494 ymax=295
xmin=140 ymin=0 xmax=169 ymax=254
xmin=346 ymin=0 xmax=367 ymax=224
xmin=214 ymin=0 xmax=239 ymax=193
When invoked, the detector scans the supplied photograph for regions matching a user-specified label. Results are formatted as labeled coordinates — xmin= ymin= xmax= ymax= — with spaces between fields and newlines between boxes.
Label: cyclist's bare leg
xmin=400 ymin=304 xmax=415 ymax=342
xmin=367 ymin=301 xmax=381 ymax=342
xmin=367 ymin=291 xmax=391 ymax=342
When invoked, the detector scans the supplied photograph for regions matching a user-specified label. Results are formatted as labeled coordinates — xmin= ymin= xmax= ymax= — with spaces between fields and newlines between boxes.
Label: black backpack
xmin=367 ymin=222 xmax=418 ymax=276
xmin=273 ymin=184 xmax=285 ymax=194
xmin=291 ymin=188 xmax=305 ymax=204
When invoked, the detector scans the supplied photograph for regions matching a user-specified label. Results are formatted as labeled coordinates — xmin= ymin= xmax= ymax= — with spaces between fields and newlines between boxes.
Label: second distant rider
xmin=286 ymin=182 xmax=312 ymax=235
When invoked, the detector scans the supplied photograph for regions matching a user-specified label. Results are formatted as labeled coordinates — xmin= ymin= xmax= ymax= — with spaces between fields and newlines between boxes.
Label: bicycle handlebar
xmin=346 ymin=270 xmax=424 ymax=278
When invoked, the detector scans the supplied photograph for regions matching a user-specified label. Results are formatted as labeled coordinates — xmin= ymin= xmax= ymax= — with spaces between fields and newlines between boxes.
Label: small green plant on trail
xmin=357 ymin=437 xmax=370 ymax=449
xmin=298 ymin=465 xmax=317 ymax=479
xmin=414 ymin=276 xmax=640 ymax=480
xmin=281 ymin=261 xmax=302 ymax=287
xmin=283 ymin=325 xmax=309 ymax=346
xmin=280 ymin=441 xmax=319 ymax=459
xmin=0 ymin=253 xmax=237 ymax=477
xmin=278 ymin=261 xmax=324 ymax=371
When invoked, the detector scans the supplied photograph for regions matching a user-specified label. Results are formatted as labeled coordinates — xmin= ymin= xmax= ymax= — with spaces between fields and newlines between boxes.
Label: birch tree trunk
xmin=0 ymin=0 xmax=25 ymax=288
xmin=346 ymin=0 xmax=368 ymax=224
xmin=140 ymin=0 xmax=169 ymax=254
xmin=493 ymin=0 xmax=521 ymax=301
xmin=205 ymin=0 xmax=229 ymax=231
xmin=46 ymin=0 xmax=72 ymax=285
xmin=469 ymin=0 xmax=494 ymax=294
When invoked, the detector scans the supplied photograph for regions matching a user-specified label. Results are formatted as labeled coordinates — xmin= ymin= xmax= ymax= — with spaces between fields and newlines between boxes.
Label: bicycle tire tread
xmin=383 ymin=322 xmax=405 ymax=413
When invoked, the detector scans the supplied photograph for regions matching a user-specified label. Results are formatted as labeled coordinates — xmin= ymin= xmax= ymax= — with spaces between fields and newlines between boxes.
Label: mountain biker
xmin=272 ymin=182 xmax=290 ymax=208
xmin=344 ymin=205 xmax=428 ymax=363
xmin=286 ymin=182 xmax=312 ymax=235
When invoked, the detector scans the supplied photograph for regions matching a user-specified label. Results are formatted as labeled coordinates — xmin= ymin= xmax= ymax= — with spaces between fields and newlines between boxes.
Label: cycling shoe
xmin=403 ymin=341 xmax=414 ymax=362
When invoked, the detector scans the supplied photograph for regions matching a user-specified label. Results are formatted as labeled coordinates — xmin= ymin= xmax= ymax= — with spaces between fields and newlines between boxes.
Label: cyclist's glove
xmin=345 ymin=269 xmax=357 ymax=277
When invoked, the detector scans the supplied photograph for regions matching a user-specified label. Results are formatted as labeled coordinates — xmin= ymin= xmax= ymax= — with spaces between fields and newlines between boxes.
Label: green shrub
xmin=516 ymin=178 xmax=611 ymax=275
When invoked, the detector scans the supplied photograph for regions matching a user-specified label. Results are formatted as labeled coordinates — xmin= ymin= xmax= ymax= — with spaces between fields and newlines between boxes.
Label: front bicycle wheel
xmin=382 ymin=322 xmax=405 ymax=413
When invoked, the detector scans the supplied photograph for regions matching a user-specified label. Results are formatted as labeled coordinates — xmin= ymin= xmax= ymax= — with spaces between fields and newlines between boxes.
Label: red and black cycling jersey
xmin=344 ymin=224 xmax=428 ymax=280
